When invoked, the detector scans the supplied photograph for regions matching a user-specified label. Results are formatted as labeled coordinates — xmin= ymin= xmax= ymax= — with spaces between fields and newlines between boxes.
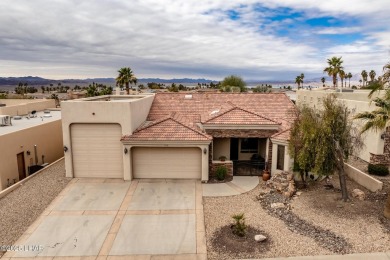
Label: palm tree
xmin=300 ymin=73 xmax=305 ymax=88
xmin=383 ymin=62 xmax=390 ymax=85
xmin=369 ymin=70 xmax=376 ymax=83
xmin=295 ymin=76 xmax=303 ymax=89
xmin=324 ymin=57 xmax=344 ymax=88
xmin=321 ymin=77 xmax=326 ymax=87
xmin=347 ymin=72 xmax=353 ymax=88
xmin=116 ymin=67 xmax=137 ymax=95
xmin=361 ymin=70 xmax=368 ymax=87
xmin=354 ymin=68 xmax=390 ymax=218
xmin=339 ymin=70 xmax=345 ymax=90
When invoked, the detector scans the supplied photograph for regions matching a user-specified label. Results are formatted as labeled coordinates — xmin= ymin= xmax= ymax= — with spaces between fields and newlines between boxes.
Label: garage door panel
xmin=71 ymin=124 xmax=123 ymax=178
xmin=132 ymin=147 xmax=201 ymax=179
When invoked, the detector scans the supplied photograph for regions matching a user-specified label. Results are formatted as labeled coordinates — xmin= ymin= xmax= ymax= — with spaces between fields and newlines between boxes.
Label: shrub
xmin=352 ymin=85 xmax=357 ymax=89
xmin=368 ymin=163 xmax=389 ymax=176
xmin=231 ymin=213 xmax=246 ymax=237
xmin=216 ymin=166 xmax=227 ymax=180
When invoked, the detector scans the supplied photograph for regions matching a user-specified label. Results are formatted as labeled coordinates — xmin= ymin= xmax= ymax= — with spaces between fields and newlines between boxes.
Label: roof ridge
xmin=134 ymin=116 xmax=211 ymax=139
xmin=204 ymin=106 xmax=280 ymax=125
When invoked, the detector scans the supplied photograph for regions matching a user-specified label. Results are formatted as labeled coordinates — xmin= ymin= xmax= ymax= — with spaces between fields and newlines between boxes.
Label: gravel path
xmin=0 ymin=159 xmax=70 ymax=256
xmin=204 ymin=175 xmax=390 ymax=259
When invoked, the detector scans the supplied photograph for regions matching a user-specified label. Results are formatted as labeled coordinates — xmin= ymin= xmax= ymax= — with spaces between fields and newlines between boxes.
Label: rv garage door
xmin=71 ymin=124 xmax=123 ymax=178
xmin=132 ymin=147 xmax=201 ymax=179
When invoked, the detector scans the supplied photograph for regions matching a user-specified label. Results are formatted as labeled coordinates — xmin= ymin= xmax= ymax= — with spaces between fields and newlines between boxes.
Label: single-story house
xmin=61 ymin=93 xmax=296 ymax=181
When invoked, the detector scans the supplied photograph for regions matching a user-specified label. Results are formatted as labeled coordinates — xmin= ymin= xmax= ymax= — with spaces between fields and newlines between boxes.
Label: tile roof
xmin=148 ymin=93 xmax=296 ymax=124
xmin=271 ymin=128 xmax=291 ymax=141
xmin=131 ymin=93 xmax=296 ymax=141
xmin=122 ymin=116 xmax=212 ymax=141
xmin=203 ymin=106 xmax=280 ymax=125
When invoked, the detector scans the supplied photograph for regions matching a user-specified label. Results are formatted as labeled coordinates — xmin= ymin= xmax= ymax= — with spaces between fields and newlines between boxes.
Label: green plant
xmin=215 ymin=166 xmax=227 ymax=180
xmin=368 ymin=164 xmax=389 ymax=176
xmin=231 ymin=213 xmax=246 ymax=237
xmin=219 ymin=156 xmax=227 ymax=161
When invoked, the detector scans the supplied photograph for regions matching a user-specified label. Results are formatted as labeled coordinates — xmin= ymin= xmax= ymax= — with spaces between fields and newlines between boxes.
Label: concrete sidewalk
xmin=202 ymin=176 xmax=260 ymax=196
xmin=246 ymin=252 xmax=390 ymax=260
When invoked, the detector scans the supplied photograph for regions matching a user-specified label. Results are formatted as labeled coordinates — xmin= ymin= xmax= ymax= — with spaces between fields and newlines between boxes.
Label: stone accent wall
xmin=210 ymin=161 xmax=233 ymax=178
xmin=267 ymin=140 xmax=273 ymax=172
xmin=208 ymin=143 xmax=213 ymax=174
xmin=369 ymin=127 xmax=390 ymax=166
xmin=205 ymin=129 xmax=277 ymax=138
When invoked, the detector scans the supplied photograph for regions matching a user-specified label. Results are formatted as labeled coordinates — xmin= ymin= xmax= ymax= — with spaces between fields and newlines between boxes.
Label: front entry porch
xmin=212 ymin=137 xmax=268 ymax=176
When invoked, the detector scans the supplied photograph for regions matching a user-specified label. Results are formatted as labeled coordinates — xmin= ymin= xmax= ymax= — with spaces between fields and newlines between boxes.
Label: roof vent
xmin=210 ymin=109 xmax=219 ymax=115
xmin=184 ymin=94 xmax=192 ymax=100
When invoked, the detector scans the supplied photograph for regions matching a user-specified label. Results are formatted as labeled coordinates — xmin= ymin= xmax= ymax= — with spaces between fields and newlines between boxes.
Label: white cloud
xmin=0 ymin=0 xmax=389 ymax=80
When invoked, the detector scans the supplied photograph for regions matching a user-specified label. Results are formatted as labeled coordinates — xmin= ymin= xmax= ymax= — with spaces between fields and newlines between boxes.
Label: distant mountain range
xmin=0 ymin=76 xmax=218 ymax=86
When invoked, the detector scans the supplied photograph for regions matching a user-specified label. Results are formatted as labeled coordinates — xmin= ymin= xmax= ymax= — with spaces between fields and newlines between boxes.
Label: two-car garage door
xmin=132 ymin=147 xmax=201 ymax=179
xmin=70 ymin=124 xmax=202 ymax=179
xmin=71 ymin=124 xmax=123 ymax=178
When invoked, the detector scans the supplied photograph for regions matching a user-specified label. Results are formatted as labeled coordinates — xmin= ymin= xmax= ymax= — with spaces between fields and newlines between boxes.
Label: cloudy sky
xmin=0 ymin=0 xmax=389 ymax=81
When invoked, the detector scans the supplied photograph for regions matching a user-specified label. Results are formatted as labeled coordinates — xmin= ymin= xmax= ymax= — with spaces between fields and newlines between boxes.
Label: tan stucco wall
xmin=271 ymin=140 xmax=292 ymax=174
xmin=213 ymin=138 xmax=230 ymax=160
xmin=61 ymin=95 xmax=155 ymax=178
xmin=0 ymin=119 xmax=63 ymax=190
xmin=297 ymin=89 xmax=384 ymax=162
xmin=0 ymin=99 xmax=55 ymax=116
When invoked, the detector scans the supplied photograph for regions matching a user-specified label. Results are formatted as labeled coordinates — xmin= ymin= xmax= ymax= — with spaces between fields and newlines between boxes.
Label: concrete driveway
xmin=6 ymin=178 xmax=206 ymax=259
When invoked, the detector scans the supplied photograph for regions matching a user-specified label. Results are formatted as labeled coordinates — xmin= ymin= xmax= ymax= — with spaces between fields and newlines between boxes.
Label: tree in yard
xmin=300 ymin=73 xmax=305 ymax=88
xmin=221 ymin=75 xmax=246 ymax=92
xmin=321 ymin=77 xmax=326 ymax=87
xmin=383 ymin=62 xmax=390 ymax=86
xmin=324 ymin=57 xmax=344 ymax=88
xmin=289 ymin=94 xmax=362 ymax=201
xmin=253 ymin=85 xmax=271 ymax=93
xmin=295 ymin=75 xmax=303 ymax=89
xmin=116 ymin=67 xmax=137 ymax=95
xmin=361 ymin=70 xmax=368 ymax=87
xmin=369 ymin=70 xmax=376 ymax=83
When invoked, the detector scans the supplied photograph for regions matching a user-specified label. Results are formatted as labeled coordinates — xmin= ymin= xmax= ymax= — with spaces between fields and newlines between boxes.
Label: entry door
xmin=230 ymin=138 xmax=239 ymax=160
xmin=17 ymin=152 xmax=26 ymax=180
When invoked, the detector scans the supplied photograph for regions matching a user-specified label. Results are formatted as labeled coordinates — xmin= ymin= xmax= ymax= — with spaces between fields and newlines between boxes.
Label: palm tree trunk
xmin=126 ymin=83 xmax=130 ymax=95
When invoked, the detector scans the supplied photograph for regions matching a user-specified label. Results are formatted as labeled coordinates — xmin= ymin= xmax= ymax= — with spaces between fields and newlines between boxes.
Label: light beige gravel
xmin=0 ymin=159 xmax=70 ymax=256
xmin=204 ymin=177 xmax=390 ymax=259
xmin=204 ymin=185 xmax=332 ymax=260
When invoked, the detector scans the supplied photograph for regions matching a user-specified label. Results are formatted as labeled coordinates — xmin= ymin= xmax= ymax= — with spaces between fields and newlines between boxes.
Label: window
xmin=276 ymin=145 xmax=285 ymax=170
xmin=240 ymin=138 xmax=258 ymax=153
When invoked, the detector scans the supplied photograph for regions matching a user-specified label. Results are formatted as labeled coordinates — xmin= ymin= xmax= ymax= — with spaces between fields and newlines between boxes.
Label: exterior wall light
xmin=26 ymin=150 xmax=31 ymax=155
xmin=64 ymin=146 xmax=68 ymax=152
xmin=124 ymin=148 xmax=128 ymax=154
xmin=203 ymin=148 xmax=207 ymax=154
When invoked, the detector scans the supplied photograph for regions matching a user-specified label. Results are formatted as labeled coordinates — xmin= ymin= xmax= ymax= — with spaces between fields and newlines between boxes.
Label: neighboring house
xmin=61 ymin=93 xmax=296 ymax=181
xmin=297 ymin=89 xmax=386 ymax=165
xmin=0 ymin=99 xmax=63 ymax=190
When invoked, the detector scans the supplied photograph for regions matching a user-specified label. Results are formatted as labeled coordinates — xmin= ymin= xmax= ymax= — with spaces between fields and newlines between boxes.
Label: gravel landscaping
xmin=0 ymin=159 xmax=70 ymax=257
xmin=204 ymin=175 xmax=390 ymax=259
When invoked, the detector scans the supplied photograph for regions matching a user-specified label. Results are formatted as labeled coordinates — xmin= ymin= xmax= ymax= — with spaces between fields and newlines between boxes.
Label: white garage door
xmin=132 ymin=147 xmax=201 ymax=179
xmin=71 ymin=124 xmax=123 ymax=178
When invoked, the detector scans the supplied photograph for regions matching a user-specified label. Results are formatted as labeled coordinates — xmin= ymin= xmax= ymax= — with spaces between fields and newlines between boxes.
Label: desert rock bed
xmin=204 ymin=175 xmax=390 ymax=259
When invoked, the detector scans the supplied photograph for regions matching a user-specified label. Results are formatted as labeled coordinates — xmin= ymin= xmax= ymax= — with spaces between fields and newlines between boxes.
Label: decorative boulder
xmin=266 ymin=171 xmax=296 ymax=198
xmin=254 ymin=234 xmax=267 ymax=242
xmin=351 ymin=189 xmax=365 ymax=201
